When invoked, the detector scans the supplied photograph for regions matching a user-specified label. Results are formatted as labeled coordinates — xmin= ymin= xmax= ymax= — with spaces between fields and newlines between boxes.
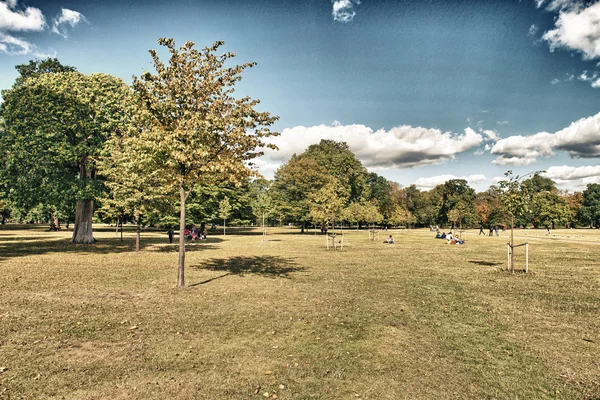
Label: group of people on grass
xmin=479 ymin=224 xmax=504 ymax=236
xmin=167 ymin=223 xmax=209 ymax=243
xmin=434 ymin=230 xmax=465 ymax=245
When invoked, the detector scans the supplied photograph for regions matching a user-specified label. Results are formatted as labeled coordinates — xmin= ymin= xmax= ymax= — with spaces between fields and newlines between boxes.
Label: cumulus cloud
xmin=51 ymin=8 xmax=87 ymax=38
xmin=0 ymin=0 xmax=45 ymax=31
xmin=497 ymin=120 xmax=509 ymax=125
xmin=0 ymin=31 xmax=54 ymax=57
xmin=263 ymin=122 xmax=484 ymax=170
xmin=541 ymin=1 xmax=600 ymax=60
xmin=543 ymin=165 xmax=600 ymax=181
xmin=490 ymin=111 xmax=600 ymax=165
xmin=0 ymin=1 xmax=82 ymax=56
xmin=414 ymin=174 xmax=487 ymax=190
xmin=332 ymin=0 xmax=360 ymax=23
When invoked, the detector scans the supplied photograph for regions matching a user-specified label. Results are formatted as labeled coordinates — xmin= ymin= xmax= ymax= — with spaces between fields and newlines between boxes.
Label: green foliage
xmin=0 ymin=64 xmax=131 ymax=235
xmin=130 ymin=37 xmax=278 ymax=285
xmin=308 ymin=180 xmax=347 ymax=226
xmin=581 ymin=183 xmax=600 ymax=227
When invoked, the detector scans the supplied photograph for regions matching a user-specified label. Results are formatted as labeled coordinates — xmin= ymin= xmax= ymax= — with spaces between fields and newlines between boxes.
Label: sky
xmin=1 ymin=0 xmax=600 ymax=192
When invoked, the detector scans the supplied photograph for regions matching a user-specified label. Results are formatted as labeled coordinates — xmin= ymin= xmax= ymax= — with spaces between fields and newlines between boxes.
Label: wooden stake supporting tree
xmin=507 ymin=242 xmax=529 ymax=273
xmin=498 ymin=170 xmax=542 ymax=273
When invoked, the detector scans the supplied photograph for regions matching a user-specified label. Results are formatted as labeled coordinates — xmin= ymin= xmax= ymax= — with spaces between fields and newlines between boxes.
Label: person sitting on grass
xmin=440 ymin=232 xmax=446 ymax=239
xmin=435 ymin=232 xmax=441 ymax=238
xmin=384 ymin=235 xmax=395 ymax=244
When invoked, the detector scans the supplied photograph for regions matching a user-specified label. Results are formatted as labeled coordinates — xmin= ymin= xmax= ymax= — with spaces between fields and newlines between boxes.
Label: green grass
xmin=0 ymin=225 xmax=599 ymax=399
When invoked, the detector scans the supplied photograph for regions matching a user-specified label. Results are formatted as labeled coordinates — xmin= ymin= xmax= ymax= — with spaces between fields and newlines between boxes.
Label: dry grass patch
xmin=0 ymin=225 xmax=598 ymax=399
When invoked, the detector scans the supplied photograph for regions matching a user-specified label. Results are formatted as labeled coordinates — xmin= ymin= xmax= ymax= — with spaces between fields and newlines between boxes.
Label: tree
xmin=251 ymin=189 xmax=272 ymax=241
xmin=446 ymin=201 xmax=476 ymax=238
xmin=563 ymin=191 xmax=584 ymax=228
xmin=389 ymin=205 xmax=415 ymax=227
xmin=431 ymin=179 xmax=476 ymax=228
xmin=0 ymin=68 xmax=131 ymax=243
xmin=218 ymin=196 xmax=233 ymax=236
xmin=581 ymin=184 xmax=600 ymax=228
xmin=132 ymin=38 xmax=278 ymax=287
xmin=498 ymin=171 xmax=542 ymax=272
xmin=271 ymin=156 xmax=331 ymax=233
xmin=308 ymin=181 xmax=347 ymax=233
xmin=302 ymin=140 xmax=370 ymax=203
xmin=97 ymin=129 xmax=174 ymax=251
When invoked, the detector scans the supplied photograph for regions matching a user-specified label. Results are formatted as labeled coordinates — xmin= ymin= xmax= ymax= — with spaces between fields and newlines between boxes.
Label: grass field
xmin=0 ymin=225 xmax=599 ymax=399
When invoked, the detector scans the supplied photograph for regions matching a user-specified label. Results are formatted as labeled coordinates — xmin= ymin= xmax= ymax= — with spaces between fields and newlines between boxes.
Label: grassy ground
xmin=0 ymin=224 xmax=598 ymax=399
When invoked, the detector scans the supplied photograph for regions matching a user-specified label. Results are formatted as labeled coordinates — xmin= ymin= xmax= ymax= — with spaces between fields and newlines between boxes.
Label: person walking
xmin=168 ymin=228 xmax=174 ymax=243
xmin=479 ymin=224 xmax=484 ymax=235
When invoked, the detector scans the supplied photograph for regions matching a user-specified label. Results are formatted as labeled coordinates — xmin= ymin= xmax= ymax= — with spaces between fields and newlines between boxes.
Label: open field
xmin=0 ymin=225 xmax=599 ymax=399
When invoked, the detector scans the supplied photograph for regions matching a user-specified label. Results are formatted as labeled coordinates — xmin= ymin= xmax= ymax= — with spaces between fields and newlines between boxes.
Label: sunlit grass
xmin=0 ymin=225 xmax=598 ymax=399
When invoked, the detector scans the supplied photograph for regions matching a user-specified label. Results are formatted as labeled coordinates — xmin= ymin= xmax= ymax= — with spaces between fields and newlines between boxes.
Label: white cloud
xmin=482 ymin=129 xmax=500 ymax=141
xmin=551 ymin=78 xmax=561 ymax=85
xmin=528 ymin=24 xmax=539 ymax=37
xmin=542 ymin=1 xmax=600 ymax=60
xmin=497 ymin=120 xmax=509 ymax=125
xmin=543 ymin=165 xmax=600 ymax=181
xmin=263 ymin=122 xmax=484 ymax=170
xmin=490 ymin=111 xmax=600 ymax=164
xmin=0 ymin=30 xmax=29 ymax=54
xmin=577 ymin=70 xmax=600 ymax=88
xmin=413 ymin=174 xmax=486 ymax=190
xmin=332 ymin=0 xmax=360 ymax=23
xmin=51 ymin=8 xmax=87 ymax=38
xmin=492 ymin=176 xmax=508 ymax=183
xmin=0 ymin=0 xmax=45 ymax=31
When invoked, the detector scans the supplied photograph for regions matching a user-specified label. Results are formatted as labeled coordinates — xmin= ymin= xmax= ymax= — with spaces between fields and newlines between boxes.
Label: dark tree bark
xmin=136 ymin=217 xmax=141 ymax=252
xmin=71 ymin=199 xmax=95 ymax=243
xmin=177 ymin=185 xmax=187 ymax=287
xmin=71 ymin=159 xmax=95 ymax=244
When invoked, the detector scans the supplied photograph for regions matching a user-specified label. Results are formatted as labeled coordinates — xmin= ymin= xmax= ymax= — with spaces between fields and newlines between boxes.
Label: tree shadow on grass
xmin=0 ymin=235 xmax=223 ymax=261
xmin=469 ymin=260 xmax=502 ymax=267
xmin=189 ymin=255 xmax=306 ymax=286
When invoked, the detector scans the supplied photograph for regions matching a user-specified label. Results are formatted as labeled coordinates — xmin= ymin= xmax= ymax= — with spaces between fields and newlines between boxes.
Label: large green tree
xmin=271 ymin=156 xmax=332 ymax=233
xmin=581 ymin=183 xmax=600 ymax=228
xmin=0 ymin=64 xmax=131 ymax=243
xmin=132 ymin=38 xmax=278 ymax=287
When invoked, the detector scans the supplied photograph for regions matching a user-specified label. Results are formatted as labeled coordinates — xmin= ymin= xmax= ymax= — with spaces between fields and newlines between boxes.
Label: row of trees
xmin=1 ymin=40 xmax=599 ymax=285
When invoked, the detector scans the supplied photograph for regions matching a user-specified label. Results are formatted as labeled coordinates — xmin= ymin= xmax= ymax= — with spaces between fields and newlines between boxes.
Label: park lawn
xmin=0 ymin=225 xmax=598 ymax=399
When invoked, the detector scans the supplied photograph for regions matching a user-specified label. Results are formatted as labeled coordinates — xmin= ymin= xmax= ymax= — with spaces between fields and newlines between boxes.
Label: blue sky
xmin=1 ymin=0 xmax=600 ymax=191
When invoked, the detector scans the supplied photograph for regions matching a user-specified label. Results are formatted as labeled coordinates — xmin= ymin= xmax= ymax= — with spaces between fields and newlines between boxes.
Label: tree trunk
xmin=301 ymin=221 xmax=305 ymax=234
xmin=177 ymin=185 xmax=187 ymax=288
xmin=116 ymin=217 xmax=120 ymax=236
xmin=223 ymin=218 xmax=226 ymax=236
xmin=136 ymin=217 xmax=141 ymax=252
xmin=510 ymin=214 xmax=515 ymax=273
xmin=72 ymin=159 xmax=95 ymax=244
xmin=71 ymin=199 xmax=95 ymax=244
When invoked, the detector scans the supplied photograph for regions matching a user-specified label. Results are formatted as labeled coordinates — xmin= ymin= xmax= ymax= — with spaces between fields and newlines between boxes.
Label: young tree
xmin=498 ymin=170 xmax=542 ymax=272
xmin=0 ymin=69 xmax=131 ymax=243
xmin=308 ymin=181 xmax=347 ymax=233
xmin=97 ymin=130 xmax=174 ymax=251
xmin=218 ymin=196 xmax=233 ymax=236
xmin=251 ymin=190 xmax=272 ymax=241
xmin=132 ymin=38 xmax=278 ymax=287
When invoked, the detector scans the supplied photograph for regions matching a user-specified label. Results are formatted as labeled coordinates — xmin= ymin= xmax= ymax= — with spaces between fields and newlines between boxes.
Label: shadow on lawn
xmin=189 ymin=255 xmax=306 ymax=286
xmin=469 ymin=260 xmax=502 ymax=267
xmin=0 ymin=235 xmax=222 ymax=260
